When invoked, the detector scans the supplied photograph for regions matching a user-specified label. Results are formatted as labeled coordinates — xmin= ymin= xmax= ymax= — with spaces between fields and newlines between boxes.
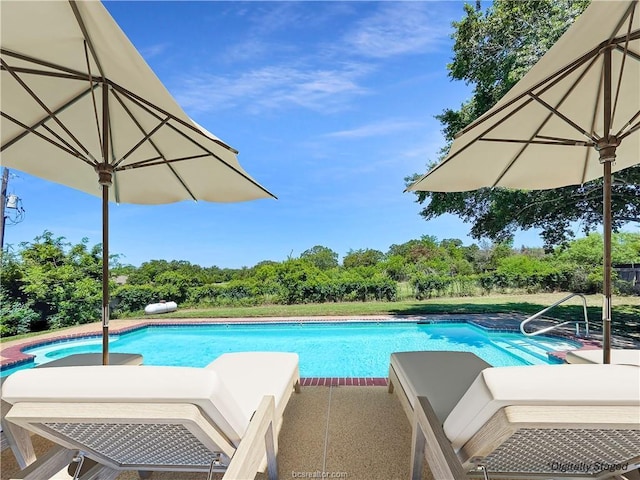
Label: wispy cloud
xmin=176 ymin=63 xmax=372 ymax=114
xmin=173 ymin=2 xmax=452 ymax=115
xmin=343 ymin=3 xmax=451 ymax=58
xmin=324 ymin=120 xmax=425 ymax=139
xmin=139 ymin=43 xmax=170 ymax=59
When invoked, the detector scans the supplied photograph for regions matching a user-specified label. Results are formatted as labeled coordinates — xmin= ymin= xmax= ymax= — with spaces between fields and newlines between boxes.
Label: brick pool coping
xmin=2 ymin=314 xmax=638 ymax=376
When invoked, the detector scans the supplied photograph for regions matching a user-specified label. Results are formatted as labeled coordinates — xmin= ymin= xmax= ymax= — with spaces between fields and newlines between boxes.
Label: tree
xmin=556 ymin=232 xmax=640 ymax=266
xmin=300 ymin=245 xmax=339 ymax=270
xmin=9 ymin=232 xmax=102 ymax=329
xmin=409 ymin=0 xmax=640 ymax=250
xmin=342 ymin=249 xmax=385 ymax=268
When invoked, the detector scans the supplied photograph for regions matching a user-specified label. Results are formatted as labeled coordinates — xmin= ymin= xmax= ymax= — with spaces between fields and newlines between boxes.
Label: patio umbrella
xmin=1 ymin=1 xmax=276 ymax=364
xmin=408 ymin=0 xmax=639 ymax=363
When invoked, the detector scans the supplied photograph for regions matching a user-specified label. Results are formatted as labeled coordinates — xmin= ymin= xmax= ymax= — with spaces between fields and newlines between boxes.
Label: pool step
xmin=491 ymin=339 xmax=549 ymax=365
xmin=508 ymin=338 xmax=552 ymax=357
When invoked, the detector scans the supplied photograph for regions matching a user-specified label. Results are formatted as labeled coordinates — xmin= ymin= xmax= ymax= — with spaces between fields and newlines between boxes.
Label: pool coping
xmin=2 ymin=314 xmax=638 ymax=375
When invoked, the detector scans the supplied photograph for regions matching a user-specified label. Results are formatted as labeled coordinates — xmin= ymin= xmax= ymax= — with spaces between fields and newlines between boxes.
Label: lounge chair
xmin=2 ymin=351 xmax=300 ymax=480
xmin=565 ymin=349 xmax=640 ymax=366
xmin=0 ymin=352 xmax=144 ymax=469
xmin=388 ymin=351 xmax=640 ymax=479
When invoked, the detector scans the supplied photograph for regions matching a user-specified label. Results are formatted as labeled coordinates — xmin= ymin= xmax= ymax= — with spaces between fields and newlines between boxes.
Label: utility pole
xmin=0 ymin=167 xmax=8 ymax=252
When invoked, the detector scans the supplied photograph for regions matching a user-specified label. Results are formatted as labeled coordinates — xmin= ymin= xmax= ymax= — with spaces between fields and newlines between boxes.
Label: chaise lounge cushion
xmin=443 ymin=363 xmax=640 ymax=451
xmin=565 ymin=349 xmax=640 ymax=366
xmin=390 ymin=351 xmax=491 ymax=422
xmin=205 ymin=352 xmax=299 ymax=428
xmin=2 ymin=365 xmax=247 ymax=444
xmin=2 ymin=352 xmax=300 ymax=446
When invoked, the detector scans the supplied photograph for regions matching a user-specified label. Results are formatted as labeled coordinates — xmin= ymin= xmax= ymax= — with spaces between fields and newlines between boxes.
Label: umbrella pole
xmin=602 ymin=161 xmax=612 ymax=365
xmin=600 ymin=46 xmax=614 ymax=365
xmin=99 ymin=82 xmax=111 ymax=366
xmin=101 ymin=184 xmax=109 ymax=366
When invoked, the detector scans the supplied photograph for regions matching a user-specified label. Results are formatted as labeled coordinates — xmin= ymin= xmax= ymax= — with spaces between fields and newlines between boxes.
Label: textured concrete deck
xmin=1 ymin=386 xmax=434 ymax=480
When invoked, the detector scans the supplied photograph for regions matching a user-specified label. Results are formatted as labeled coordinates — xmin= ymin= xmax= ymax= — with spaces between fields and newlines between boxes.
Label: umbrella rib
xmin=107 ymin=90 xmax=197 ymax=200
xmin=582 ymin=53 xmax=605 ymax=185
xmin=417 ymin=44 xmax=605 ymax=187
xmin=120 ymin=155 xmax=164 ymax=167
xmin=479 ymin=136 xmax=591 ymax=147
xmin=0 ymin=65 xmax=90 ymax=82
xmin=610 ymin=2 xmax=637 ymax=132
xmin=108 ymin=81 xmax=275 ymax=198
xmin=616 ymin=44 xmax=640 ymax=61
xmin=528 ymin=93 xmax=598 ymax=141
xmin=457 ymin=45 xmax=603 ymax=139
xmin=83 ymin=40 xmax=106 ymax=162
xmin=534 ymin=135 xmax=594 ymax=146
xmin=107 ymin=82 xmax=238 ymax=154
xmin=0 ymin=48 xmax=93 ymax=81
xmin=1 ymin=84 xmax=98 ymax=154
xmin=68 ymin=1 xmax=107 ymax=80
xmin=454 ymin=22 xmax=639 ymax=142
xmin=40 ymin=123 xmax=94 ymax=163
xmin=0 ymin=57 xmax=96 ymax=161
xmin=411 ymin=96 xmax=538 ymax=185
xmin=492 ymin=54 xmax=601 ymax=188
xmin=0 ymin=112 xmax=93 ymax=166
xmin=618 ymin=119 xmax=640 ymax=141
xmin=115 ymin=117 xmax=170 ymax=167
xmin=109 ymin=87 xmax=171 ymax=169
xmin=119 ymin=153 xmax=211 ymax=170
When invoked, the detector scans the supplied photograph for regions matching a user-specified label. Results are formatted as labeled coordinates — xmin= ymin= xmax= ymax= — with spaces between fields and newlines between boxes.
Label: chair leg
xmin=410 ymin=419 xmax=426 ymax=480
xmin=265 ymin=419 xmax=278 ymax=480
xmin=78 ymin=463 xmax=121 ymax=480
xmin=1 ymin=400 xmax=36 ymax=469
xmin=8 ymin=445 xmax=76 ymax=480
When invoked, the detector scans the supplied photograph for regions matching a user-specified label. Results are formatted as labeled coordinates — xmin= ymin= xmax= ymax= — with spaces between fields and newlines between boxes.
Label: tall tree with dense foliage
xmin=1 ymin=232 xmax=102 ymax=331
xmin=342 ymin=248 xmax=385 ymax=268
xmin=409 ymin=0 xmax=640 ymax=249
xmin=300 ymin=245 xmax=339 ymax=270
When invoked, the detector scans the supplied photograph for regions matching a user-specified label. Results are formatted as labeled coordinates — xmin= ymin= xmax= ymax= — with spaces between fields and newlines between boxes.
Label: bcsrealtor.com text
xmin=549 ymin=461 xmax=631 ymax=473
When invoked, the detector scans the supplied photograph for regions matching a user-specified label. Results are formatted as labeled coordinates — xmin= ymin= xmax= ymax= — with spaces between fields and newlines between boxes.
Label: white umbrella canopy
xmin=1 ymin=1 xmax=275 ymax=363
xmin=1 ymin=1 xmax=273 ymax=203
xmin=408 ymin=0 xmax=639 ymax=363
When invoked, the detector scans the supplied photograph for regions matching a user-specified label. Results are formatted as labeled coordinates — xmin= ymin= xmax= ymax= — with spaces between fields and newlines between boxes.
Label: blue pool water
xmin=4 ymin=322 xmax=579 ymax=377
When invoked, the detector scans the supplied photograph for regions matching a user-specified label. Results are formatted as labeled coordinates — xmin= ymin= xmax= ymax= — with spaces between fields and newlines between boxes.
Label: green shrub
xmin=113 ymin=284 xmax=164 ymax=313
xmin=0 ymin=295 xmax=39 ymax=336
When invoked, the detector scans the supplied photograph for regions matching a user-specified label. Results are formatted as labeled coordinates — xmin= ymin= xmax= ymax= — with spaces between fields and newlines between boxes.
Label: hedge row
xmin=113 ymin=277 xmax=398 ymax=313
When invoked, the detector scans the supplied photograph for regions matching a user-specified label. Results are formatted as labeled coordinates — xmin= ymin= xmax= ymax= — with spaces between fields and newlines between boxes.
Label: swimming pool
xmin=3 ymin=322 xmax=580 ymax=377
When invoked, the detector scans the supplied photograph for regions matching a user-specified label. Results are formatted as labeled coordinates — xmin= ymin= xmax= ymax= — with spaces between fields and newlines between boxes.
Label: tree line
xmin=1 ymin=230 xmax=638 ymax=336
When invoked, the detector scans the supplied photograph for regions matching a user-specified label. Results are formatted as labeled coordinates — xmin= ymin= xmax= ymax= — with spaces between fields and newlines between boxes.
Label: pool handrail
xmin=520 ymin=293 xmax=590 ymax=337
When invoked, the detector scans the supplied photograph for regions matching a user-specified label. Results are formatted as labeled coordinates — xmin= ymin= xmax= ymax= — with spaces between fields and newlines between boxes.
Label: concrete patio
xmin=1 ymin=385 xmax=435 ymax=480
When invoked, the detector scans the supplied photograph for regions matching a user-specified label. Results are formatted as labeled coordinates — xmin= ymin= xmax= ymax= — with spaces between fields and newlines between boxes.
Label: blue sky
xmin=3 ymin=1 xmax=573 ymax=268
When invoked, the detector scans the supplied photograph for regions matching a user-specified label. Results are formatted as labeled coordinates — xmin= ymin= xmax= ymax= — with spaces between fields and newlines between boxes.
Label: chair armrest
xmin=222 ymin=395 xmax=278 ymax=480
xmin=411 ymin=396 xmax=466 ymax=480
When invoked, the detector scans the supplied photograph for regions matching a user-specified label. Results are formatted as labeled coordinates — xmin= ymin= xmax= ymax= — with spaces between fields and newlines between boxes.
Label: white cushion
xmin=205 ymin=352 xmax=299 ymax=432
xmin=565 ymin=349 xmax=640 ymax=366
xmin=1 ymin=365 xmax=248 ymax=444
xmin=443 ymin=364 xmax=640 ymax=452
xmin=390 ymin=351 xmax=490 ymax=422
